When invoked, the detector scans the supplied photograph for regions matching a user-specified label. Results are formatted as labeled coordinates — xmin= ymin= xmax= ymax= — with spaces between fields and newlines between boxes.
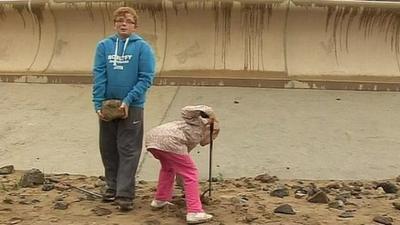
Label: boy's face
xmin=114 ymin=13 xmax=136 ymax=38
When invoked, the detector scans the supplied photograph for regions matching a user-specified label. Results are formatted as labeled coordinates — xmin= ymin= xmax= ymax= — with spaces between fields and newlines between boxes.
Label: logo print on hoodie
xmin=108 ymin=38 xmax=132 ymax=70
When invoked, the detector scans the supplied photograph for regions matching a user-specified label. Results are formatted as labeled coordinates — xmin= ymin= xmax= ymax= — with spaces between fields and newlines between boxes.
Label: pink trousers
xmin=149 ymin=148 xmax=203 ymax=213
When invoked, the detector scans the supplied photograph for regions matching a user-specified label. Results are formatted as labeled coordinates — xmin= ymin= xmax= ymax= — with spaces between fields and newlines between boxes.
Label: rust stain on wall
xmin=240 ymin=3 xmax=273 ymax=71
xmin=325 ymin=6 xmax=400 ymax=69
xmin=0 ymin=3 xmax=46 ymax=71
xmin=12 ymin=4 xmax=27 ymax=28
xmin=129 ymin=2 xmax=164 ymax=36
xmin=213 ymin=1 xmax=233 ymax=69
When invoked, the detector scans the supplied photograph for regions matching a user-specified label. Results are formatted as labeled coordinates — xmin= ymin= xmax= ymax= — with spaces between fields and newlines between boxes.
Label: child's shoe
xmin=150 ymin=199 xmax=172 ymax=209
xmin=186 ymin=212 xmax=213 ymax=224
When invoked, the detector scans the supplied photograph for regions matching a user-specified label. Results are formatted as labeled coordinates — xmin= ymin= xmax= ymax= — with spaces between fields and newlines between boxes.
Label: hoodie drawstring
xmin=113 ymin=37 xmax=129 ymax=66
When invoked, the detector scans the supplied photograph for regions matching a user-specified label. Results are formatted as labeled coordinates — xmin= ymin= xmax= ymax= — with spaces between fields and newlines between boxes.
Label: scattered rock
xmin=243 ymin=214 xmax=258 ymax=223
xmin=18 ymin=200 xmax=31 ymax=205
xmin=320 ymin=187 xmax=331 ymax=194
xmin=393 ymin=201 xmax=400 ymax=210
xmin=338 ymin=211 xmax=353 ymax=218
xmin=336 ymin=192 xmax=351 ymax=200
xmin=0 ymin=207 xmax=12 ymax=212
xmin=94 ymin=179 xmax=106 ymax=188
xmin=2 ymin=172 xmax=400 ymax=224
xmin=344 ymin=201 xmax=359 ymax=207
xmin=0 ymin=165 xmax=14 ymax=175
xmin=294 ymin=188 xmax=308 ymax=199
xmin=42 ymin=183 xmax=55 ymax=191
xmin=79 ymin=194 xmax=96 ymax=201
xmin=364 ymin=182 xmax=375 ymax=190
xmin=211 ymin=173 xmax=224 ymax=183
xmin=351 ymin=185 xmax=362 ymax=192
xmin=244 ymin=181 xmax=257 ymax=189
xmin=351 ymin=190 xmax=361 ymax=197
xmin=273 ymin=204 xmax=296 ymax=215
xmin=328 ymin=200 xmax=344 ymax=209
xmin=307 ymin=191 xmax=330 ymax=203
xmin=233 ymin=182 xmax=242 ymax=188
xmin=335 ymin=195 xmax=348 ymax=204
xmin=270 ymin=186 xmax=289 ymax=198
xmin=91 ymin=207 xmax=112 ymax=216
xmin=170 ymin=197 xmax=185 ymax=208
xmin=54 ymin=183 xmax=70 ymax=191
xmin=8 ymin=217 xmax=23 ymax=224
xmin=54 ymin=201 xmax=69 ymax=210
xmin=262 ymin=186 xmax=270 ymax=191
xmin=348 ymin=181 xmax=363 ymax=186
xmin=376 ymin=181 xmax=398 ymax=194
xmin=373 ymin=215 xmax=393 ymax=225
xmin=228 ymin=196 xmax=247 ymax=205
xmin=376 ymin=187 xmax=386 ymax=195
xmin=361 ymin=190 xmax=373 ymax=196
xmin=19 ymin=169 xmax=44 ymax=188
xmin=54 ymin=196 xmax=64 ymax=201
xmin=200 ymin=195 xmax=212 ymax=205
xmin=3 ymin=197 xmax=13 ymax=204
xmin=396 ymin=175 xmax=400 ymax=183
xmin=305 ymin=183 xmax=319 ymax=196
xmin=326 ymin=182 xmax=341 ymax=189
xmin=49 ymin=218 xmax=59 ymax=223
xmin=295 ymin=192 xmax=307 ymax=199
xmin=143 ymin=219 xmax=161 ymax=225
xmin=340 ymin=184 xmax=353 ymax=193
xmin=256 ymin=203 xmax=266 ymax=212
xmin=255 ymin=173 xmax=278 ymax=183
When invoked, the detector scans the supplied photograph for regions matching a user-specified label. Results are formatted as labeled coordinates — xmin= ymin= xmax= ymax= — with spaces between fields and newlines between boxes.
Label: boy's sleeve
xmin=123 ymin=42 xmax=156 ymax=105
xmin=92 ymin=42 xmax=107 ymax=112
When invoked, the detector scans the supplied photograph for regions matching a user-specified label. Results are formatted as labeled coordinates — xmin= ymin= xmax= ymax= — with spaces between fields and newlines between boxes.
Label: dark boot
xmin=115 ymin=197 xmax=133 ymax=211
xmin=102 ymin=189 xmax=116 ymax=202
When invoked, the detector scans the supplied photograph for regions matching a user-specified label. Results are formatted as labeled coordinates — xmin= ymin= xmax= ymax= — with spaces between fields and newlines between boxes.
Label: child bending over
xmin=145 ymin=105 xmax=220 ymax=224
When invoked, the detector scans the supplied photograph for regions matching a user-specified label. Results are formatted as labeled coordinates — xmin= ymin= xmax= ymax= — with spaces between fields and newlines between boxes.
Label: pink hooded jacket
xmin=145 ymin=105 xmax=220 ymax=155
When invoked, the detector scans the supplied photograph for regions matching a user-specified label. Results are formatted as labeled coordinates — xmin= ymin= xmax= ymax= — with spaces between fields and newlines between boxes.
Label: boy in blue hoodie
xmin=92 ymin=6 xmax=155 ymax=211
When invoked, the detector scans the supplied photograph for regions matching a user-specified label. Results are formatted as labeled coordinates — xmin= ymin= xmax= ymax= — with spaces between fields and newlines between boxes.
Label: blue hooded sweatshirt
xmin=92 ymin=33 xmax=155 ymax=111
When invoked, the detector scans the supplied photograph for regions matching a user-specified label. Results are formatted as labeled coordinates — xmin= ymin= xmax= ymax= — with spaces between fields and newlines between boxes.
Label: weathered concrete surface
xmin=2 ymin=1 xmax=400 ymax=88
xmin=0 ymin=83 xmax=399 ymax=180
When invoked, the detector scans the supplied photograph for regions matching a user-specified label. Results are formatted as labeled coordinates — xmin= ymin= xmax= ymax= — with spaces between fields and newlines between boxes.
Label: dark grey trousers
xmin=99 ymin=106 xmax=143 ymax=198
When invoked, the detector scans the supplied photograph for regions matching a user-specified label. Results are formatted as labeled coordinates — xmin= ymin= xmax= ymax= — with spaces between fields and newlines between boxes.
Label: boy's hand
xmin=97 ymin=110 xmax=110 ymax=121
xmin=120 ymin=103 xmax=129 ymax=119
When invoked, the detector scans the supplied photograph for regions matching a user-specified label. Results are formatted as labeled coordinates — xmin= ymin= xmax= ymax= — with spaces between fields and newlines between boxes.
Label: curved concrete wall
xmin=286 ymin=5 xmax=400 ymax=77
xmin=0 ymin=0 xmax=399 ymax=89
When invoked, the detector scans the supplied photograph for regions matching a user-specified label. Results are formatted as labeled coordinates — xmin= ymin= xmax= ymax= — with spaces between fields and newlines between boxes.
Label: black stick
xmin=208 ymin=121 xmax=214 ymax=197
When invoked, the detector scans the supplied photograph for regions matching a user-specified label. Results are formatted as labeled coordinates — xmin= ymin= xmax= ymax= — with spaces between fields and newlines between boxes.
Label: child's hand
xmin=212 ymin=126 xmax=220 ymax=139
